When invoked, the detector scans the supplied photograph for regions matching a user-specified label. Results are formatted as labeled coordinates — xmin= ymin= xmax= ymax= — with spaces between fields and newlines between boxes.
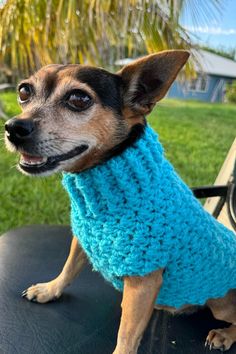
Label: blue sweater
xmin=62 ymin=125 xmax=236 ymax=308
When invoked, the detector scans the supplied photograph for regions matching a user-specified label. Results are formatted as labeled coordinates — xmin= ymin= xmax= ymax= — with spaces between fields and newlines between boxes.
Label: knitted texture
xmin=62 ymin=125 xmax=236 ymax=308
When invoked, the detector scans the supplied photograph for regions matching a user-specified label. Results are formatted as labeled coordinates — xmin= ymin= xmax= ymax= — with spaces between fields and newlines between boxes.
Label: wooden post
xmin=204 ymin=138 xmax=236 ymax=232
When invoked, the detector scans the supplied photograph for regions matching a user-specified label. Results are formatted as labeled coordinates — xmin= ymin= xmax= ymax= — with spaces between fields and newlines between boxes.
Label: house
xmin=168 ymin=50 xmax=236 ymax=103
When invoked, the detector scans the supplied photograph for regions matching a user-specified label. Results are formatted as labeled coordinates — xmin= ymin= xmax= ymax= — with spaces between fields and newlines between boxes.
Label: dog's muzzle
xmin=18 ymin=145 xmax=89 ymax=174
xmin=5 ymin=117 xmax=89 ymax=175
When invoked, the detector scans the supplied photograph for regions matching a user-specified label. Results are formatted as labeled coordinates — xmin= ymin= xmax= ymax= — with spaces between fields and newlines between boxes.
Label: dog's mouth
xmin=19 ymin=144 xmax=89 ymax=174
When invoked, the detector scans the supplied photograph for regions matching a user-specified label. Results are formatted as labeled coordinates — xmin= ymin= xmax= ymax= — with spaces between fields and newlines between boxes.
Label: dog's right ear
xmin=117 ymin=50 xmax=189 ymax=115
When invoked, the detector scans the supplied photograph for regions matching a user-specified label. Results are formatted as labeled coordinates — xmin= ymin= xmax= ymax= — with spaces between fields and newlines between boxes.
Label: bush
xmin=226 ymin=82 xmax=236 ymax=103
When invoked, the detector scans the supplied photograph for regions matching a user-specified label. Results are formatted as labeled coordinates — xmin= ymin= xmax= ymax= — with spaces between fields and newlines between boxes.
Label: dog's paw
xmin=22 ymin=280 xmax=63 ymax=303
xmin=205 ymin=328 xmax=234 ymax=352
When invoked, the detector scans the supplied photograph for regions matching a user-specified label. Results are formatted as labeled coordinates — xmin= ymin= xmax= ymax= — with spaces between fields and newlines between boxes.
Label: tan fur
xmin=5 ymin=50 xmax=236 ymax=353
xmin=113 ymin=270 xmax=163 ymax=354
xmin=24 ymin=236 xmax=87 ymax=303
xmin=64 ymin=106 xmax=129 ymax=173
xmin=206 ymin=326 xmax=236 ymax=351
xmin=154 ymin=303 xmax=200 ymax=315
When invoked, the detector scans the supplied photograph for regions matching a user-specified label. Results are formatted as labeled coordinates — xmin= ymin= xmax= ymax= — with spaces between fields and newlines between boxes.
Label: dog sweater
xmin=62 ymin=125 xmax=236 ymax=308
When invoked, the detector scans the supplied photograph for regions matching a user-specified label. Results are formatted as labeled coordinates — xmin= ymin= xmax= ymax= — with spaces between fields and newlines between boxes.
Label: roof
xmin=193 ymin=49 xmax=236 ymax=78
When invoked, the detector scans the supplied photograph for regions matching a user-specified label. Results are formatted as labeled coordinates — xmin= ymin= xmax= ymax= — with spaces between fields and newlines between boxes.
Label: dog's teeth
xmin=20 ymin=155 xmax=47 ymax=166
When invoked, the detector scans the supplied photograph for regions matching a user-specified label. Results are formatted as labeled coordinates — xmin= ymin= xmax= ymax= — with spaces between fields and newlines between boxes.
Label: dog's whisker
xmin=55 ymin=140 xmax=82 ymax=146
xmin=9 ymin=163 xmax=18 ymax=170
xmin=30 ymin=137 xmax=78 ymax=146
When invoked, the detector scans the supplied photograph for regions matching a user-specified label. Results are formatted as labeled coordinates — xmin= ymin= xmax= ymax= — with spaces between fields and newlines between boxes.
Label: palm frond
xmin=0 ymin=0 xmax=223 ymax=79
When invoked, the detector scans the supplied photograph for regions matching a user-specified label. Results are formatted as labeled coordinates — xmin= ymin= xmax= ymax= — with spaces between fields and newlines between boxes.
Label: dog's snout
xmin=5 ymin=117 xmax=35 ymax=144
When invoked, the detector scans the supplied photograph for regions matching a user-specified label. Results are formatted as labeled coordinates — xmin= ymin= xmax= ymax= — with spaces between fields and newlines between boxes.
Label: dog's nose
xmin=5 ymin=118 xmax=35 ymax=144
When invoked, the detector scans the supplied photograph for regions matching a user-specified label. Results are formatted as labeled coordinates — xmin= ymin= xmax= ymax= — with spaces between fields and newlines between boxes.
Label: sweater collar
xmin=62 ymin=125 xmax=164 ymax=218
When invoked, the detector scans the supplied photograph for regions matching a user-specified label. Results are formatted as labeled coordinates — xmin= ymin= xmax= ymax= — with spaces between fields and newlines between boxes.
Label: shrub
xmin=226 ymin=81 xmax=236 ymax=103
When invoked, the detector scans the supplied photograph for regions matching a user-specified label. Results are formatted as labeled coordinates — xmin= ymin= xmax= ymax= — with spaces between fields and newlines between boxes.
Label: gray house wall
xmin=168 ymin=75 xmax=233 ymax=103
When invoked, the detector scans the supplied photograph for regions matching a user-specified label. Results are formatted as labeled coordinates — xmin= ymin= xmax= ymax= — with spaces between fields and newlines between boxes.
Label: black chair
xmin=1 ymin=224 xmax=236 ymax=354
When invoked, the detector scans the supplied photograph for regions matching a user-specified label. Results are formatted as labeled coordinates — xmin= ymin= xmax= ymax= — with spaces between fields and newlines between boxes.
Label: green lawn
xmin=0 ymin=92 xmax=235 ymax=235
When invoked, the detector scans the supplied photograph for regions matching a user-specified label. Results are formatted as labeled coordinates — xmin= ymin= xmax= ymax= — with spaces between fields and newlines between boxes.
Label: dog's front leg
xmin=23 ymin=236 xmax=87 ymax=303
xmin=113 ymin=269 xmax=163 ymax=354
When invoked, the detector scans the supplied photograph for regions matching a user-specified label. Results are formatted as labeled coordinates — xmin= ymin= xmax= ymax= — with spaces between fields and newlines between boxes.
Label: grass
xmin=0 ymin=92 xmax=235 ymax=235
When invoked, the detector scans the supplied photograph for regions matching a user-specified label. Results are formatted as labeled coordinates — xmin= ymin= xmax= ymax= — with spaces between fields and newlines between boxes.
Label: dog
xmin=4 ymin=50 xmax=236 ymax=354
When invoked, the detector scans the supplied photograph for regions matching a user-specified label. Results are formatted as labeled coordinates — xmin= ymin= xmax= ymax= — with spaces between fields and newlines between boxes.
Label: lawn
xmin=0 ymin=92 xmax=235 ymax=235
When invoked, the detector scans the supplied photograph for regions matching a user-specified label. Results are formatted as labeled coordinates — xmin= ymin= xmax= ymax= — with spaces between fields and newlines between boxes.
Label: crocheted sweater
xmin=62 ymin=125 xmax=236 ymax=308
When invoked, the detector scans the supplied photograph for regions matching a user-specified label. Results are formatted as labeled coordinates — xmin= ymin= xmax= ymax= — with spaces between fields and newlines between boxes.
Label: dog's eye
xmin=66 ymin=90 xmax=93 ymax=111
xmin=18 ymin=84 xmax=32 ymax=102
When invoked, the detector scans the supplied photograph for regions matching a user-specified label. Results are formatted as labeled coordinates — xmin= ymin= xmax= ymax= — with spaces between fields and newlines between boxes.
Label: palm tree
xmin=0 ymin=0 xmax=222 ymax=80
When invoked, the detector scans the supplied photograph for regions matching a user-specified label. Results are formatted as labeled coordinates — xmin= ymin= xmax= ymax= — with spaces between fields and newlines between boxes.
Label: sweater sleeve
xmin=101 ymin=221 xmax=170 ymax=280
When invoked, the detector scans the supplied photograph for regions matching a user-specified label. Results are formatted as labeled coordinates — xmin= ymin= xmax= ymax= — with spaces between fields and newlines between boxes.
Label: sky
xmin=180 ymin=0 xmax=236 ymax=51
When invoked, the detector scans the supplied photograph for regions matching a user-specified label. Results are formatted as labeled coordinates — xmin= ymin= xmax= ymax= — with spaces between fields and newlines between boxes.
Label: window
xmin=188 ymin=75 xmax=208 ymax=93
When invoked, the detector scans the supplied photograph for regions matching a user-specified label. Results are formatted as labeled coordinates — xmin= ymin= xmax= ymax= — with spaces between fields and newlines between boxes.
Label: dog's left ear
xmin=118 ymin=50 xmax=189 ymax=114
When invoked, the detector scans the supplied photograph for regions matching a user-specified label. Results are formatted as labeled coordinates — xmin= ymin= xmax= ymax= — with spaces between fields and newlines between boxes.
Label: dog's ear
xmin=118 ymin=50 xmax=189 ymax=114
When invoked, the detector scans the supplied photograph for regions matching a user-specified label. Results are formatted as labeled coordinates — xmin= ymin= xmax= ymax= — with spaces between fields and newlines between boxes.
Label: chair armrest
xmin=191 ymin=185 xmax=228 ymax=199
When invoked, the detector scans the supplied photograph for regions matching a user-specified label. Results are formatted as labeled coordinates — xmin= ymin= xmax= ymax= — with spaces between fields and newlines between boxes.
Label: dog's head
xmin=5 ymin=50 xmax=189 ymax=176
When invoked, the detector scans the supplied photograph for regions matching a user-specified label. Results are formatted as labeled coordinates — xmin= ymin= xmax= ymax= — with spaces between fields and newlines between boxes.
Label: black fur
xmin=44 ymin=73 xmax=58 ymax=100
xmin=103 ymin=122 xmax=146 ymax=161
xmin=76 ymin=68 xmax=123 ymax=114
xmin=43 ymin=65 xmax=67 ymax=100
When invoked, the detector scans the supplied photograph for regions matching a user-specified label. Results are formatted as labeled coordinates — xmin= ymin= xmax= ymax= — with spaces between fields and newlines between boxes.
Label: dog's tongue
xmin=20 ymin=153 xmax=47 ymax=165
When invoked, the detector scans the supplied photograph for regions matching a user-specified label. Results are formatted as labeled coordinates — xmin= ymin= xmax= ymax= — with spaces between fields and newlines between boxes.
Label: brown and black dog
xmin=4 ymin=51 xmax=236 ymax=353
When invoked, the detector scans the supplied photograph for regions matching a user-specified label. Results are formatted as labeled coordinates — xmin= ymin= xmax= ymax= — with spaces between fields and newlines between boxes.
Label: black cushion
xmin=0 ymin=225 xmax=235 ymax=353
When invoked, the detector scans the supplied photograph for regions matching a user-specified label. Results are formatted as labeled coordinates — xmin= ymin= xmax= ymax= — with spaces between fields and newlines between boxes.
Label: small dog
xmin=5 ymin=50 xmax=236 ymax=354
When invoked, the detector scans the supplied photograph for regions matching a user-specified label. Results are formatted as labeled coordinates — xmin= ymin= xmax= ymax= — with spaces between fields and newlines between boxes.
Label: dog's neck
xmin=102 ymin=120 xmax=146 ymax=162
xmin=62 ymin=125 xmax=164 ymax=219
